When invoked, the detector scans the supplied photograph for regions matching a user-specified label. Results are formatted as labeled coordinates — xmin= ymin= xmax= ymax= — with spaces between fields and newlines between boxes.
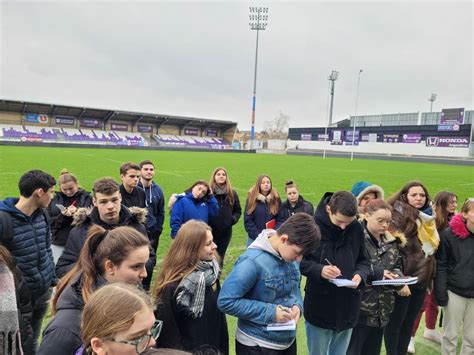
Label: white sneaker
xmin=423 ymin=328 xmax=442 ymax=344
xmin=408 ymin=337 xmax=416 ymax=353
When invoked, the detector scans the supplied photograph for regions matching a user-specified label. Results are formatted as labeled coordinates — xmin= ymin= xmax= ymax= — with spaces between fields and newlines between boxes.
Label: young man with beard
xmin=119 ymin=162 xmax=146 ymax=208
xmin=55 ymin=178 xmax=156 ymax=285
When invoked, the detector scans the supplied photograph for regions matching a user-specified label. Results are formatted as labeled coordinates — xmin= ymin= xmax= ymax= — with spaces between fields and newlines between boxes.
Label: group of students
xmin=0 ymin=165 xmax=473 ymax=355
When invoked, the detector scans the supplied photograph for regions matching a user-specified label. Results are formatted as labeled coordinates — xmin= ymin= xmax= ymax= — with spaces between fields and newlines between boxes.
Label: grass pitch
xmin=1 ymin=145 xmax=471 ymax=354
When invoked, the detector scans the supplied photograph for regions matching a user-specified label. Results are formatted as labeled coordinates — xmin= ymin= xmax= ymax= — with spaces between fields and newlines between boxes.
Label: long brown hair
xmin=433 ymin=191 xmax=457 ymax=232
xmin=0 ymin=245 xmax=16 ymax=274
xmin=53 ymin=225 xmax=149 ymax=312
xmin=81 ymin=283 xmax=153 ymax=355
xmin=246 ymin=174 xmax=280 ymax=215
xmin=153 ymin=220 xmax=211 ymax=300
xmin=386 ymin=181 xmax=431 ymax=211
xmin=209 ymin=167 xmax=234 ymax=206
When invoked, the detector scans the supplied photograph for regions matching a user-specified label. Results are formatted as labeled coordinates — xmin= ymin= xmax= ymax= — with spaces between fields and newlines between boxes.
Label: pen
xmin=324 ymin=258 xmax=333 ymax=266
xmin=277 ymin=305 xmax=291 ymax=313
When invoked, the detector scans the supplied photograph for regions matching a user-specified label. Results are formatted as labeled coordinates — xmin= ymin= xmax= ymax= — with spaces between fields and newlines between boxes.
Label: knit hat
xmin=351 ymin=181 xmax=385 ymax=205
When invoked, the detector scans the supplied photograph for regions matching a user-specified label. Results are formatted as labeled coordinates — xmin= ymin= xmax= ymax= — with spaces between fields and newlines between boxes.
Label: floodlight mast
xmin=249 ymin=6 xmax=269 ymax=150
xmin=350 ymin=69 xmax=363 ymax=161
xmin=428 ymin=93 xmax=437 ymax=113
xmin=328 ymin=70 xmax=339 ymax=126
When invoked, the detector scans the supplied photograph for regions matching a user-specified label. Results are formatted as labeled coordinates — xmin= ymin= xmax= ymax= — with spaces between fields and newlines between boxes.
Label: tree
xmin=263 ymin=111 xmax=290 ymax=139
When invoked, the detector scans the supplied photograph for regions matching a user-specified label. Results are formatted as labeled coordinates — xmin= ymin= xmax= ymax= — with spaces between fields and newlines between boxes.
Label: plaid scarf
xmin=0 ymin=263 xmax=21 ymax=355
xmin=175 ymin=258 xmax=219 ymax=319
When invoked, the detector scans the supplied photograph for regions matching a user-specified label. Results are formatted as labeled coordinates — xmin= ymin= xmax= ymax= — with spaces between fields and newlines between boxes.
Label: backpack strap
xmin=0 ymin=210 xmax=14 ymax=246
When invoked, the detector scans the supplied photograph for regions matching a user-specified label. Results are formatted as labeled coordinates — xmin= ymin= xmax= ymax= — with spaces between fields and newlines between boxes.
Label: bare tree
xmin=263 ymin=111 xmax=290 ymax=139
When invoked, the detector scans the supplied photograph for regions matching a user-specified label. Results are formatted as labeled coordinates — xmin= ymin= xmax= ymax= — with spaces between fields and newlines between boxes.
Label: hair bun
xmin=60 ymin=169 xmax=70 ymax=175
xmin=285 ymin=180 xmax=294 ymax=186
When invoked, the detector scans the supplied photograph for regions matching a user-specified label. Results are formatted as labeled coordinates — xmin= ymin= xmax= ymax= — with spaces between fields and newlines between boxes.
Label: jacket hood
xmin=56 ymin=274 xmax=108 ymax=312
xmin=449 ymin=213 xmax=473 ymax=239
xmin=351 ymin=182 xmax=385 ymax=205
xmin=315 ymin=192 xmax=358 ymax=236
xmin=72 ymin=205 xmax=147 ymax=226
xmin=167 ymin=192 xmax=185 ymax=212
xmin=248 ymin=229 xmax=281 ymax=259
xmin=0 ymin=198 xmax=42 ymax=221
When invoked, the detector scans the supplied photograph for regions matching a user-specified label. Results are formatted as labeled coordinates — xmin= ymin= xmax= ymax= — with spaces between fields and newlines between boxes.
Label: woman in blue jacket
xmin=169 ymin=180 xmax=219 ymax=238
xmin=244 ymin=174 xmax=281 ymax=246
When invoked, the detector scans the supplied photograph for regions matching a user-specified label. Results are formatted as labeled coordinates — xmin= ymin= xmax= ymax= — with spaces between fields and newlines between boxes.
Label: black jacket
xmin=300 ymin=192 xmax=370 ymax=331
xmin=155 ymin=281 xmax=228 ymax=354
xmin=434 ymin=213 xmax=474 ymax=306
xmin=275 ymin=196 xmax=314 ymax=229
xmin=209 ymin=191 xmax=241 ymax=233
xmin=38 ymin=275 xmax=106 ymax=355
xmin=55 ymin=205 xmax=154 ymax=279
xmin=120 ymin=184 xmax=146 ymax=208
xmin=47 ymin=189 xmax=92 ymax=246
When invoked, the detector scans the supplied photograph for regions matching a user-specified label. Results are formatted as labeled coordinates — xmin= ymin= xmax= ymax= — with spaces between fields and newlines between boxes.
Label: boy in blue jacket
xmin=218 ymin=213 xmax=321 ymax=354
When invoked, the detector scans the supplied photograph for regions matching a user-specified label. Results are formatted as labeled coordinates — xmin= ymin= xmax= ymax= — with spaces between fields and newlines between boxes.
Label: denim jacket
xmin=218 ymin=230 xmax=303 ymax=347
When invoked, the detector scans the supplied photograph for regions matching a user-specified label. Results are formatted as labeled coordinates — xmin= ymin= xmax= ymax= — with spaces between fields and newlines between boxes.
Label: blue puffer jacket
xmin=244 ymin=198 xmax=278 ymax=241
xmin=218 ymin=229 xmax=303 ymax=347
xmin=0 ymin=198 xmax=55 ymax=300
xmin=138 ymin=181 xmax=165 ymax=239
xmin=169 ymin=192 xmax=218 ymax=238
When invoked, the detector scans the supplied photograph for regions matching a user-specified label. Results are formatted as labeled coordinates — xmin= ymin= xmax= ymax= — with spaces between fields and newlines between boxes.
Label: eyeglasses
xmin=110 ymin=319 xmax=163 ymax=354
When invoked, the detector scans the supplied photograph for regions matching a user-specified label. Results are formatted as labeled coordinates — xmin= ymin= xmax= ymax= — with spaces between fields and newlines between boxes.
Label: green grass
xmin=2 ymin=145 xmax=471 ymax=354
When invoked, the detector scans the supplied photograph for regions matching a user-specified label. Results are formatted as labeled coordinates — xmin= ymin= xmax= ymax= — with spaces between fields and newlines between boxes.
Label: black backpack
xmin=0 ymin=209 xmax=51 ymax=246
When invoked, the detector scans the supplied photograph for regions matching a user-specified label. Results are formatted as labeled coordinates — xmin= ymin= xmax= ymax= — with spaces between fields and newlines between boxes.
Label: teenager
xmin=154 ymin=220 xmax=228 ymax=353
xmin=47 ymin=169 xmax=92 ymax=263
xmin=434 ymin=198 xmax=474 ymax=355
xmin=55 ymin=177 xmax=154 ymax=283
xmin=384 ymin=181 xmax=439 ymax=355
xmin=244 ymin=175 xmax=281 ymax=246
xmin=0 ymin=170 xmax=56 ymax=352
xmin=275 ymin=180 xmax=313 ymax=229
xmin=218 ymin=213 xmax=320 ymax=355
xmin=38 ymin=225 xmax=150 ymax=355
xmin=77 ymin=283 xmax=159 ymax=355
xmin=350 ymin=181 xmax=384 ymax=219
xmin=169 ymin=181 xmax=219 ymax=238
xmin=347 ymin=199 xmax=406 ymax=355
xmin=411 ymin=190 xmax=458 ymax=349
xmin=119 ymin=162 xmax=146 ymax=208
xmin=300 ymin=191 xmax=371 ymax=355
xmin=208 ymin=167 xmax=242 ymax=263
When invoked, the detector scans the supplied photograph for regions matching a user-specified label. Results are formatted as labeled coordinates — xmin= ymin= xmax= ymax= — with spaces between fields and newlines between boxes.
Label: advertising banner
xmin=383 ymin=134 xmax=399 ymax=143
xmin=425 ymin=136 xmax=469 ymax=148
xmin=184 ymin=128 xmax=199 ymax=136
xmin=317 ymin=133 xmax=329 ymax=141
xmin=368 ymin=133 xmax=378 ymax=143
xmin=402 ymin=133 xmax=421 ymax=143
xmin=137 ymin=124 xmax=153 ymax=132
xmin=25 ymin=114 xmax=49 ymax=124
xmin=331 ymin=130 xmax=343 ymax=145
xmin=301 ymin=133 xmax=312 ymax=140
xmin=111 ymin=123 xmax=128 ymax=131
xmin=440 ymin=108 xmax=464 ymax=125
xmin=438 ymin=124 xmax=460 ymax=132
xmin=80 ymin=118 xmax=101 ymax=128
xmin=206 ymin=128 xmax=218 ymax=137
xmin=344 ymin=129 xmax=360 ymax=145
xmin=55 ymin=116 xmax=75 ymax=125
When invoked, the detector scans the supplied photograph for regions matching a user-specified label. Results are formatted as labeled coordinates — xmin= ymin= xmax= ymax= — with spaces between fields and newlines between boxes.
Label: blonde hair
xmin=81 ymin=283 xmax=153 ymax=355
xmin=246 ymin=174 xmax=280 ymax=215
xmin=58 ymin=169 xmax=79 ymax=186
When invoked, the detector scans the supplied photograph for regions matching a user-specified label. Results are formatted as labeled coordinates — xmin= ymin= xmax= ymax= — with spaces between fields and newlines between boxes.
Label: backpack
xmin=0 ymin=208 xmax=51 ymax=246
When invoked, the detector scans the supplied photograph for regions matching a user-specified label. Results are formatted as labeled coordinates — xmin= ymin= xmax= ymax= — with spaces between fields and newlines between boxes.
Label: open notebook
xmin=267 ymin=319 xmax=296 ymax=331
xmin=329 ymin=278 xmax=359 ymax=287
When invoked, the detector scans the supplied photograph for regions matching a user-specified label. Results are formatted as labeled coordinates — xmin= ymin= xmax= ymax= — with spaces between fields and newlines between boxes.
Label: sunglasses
xmin=110 ymin=319 xmax=163 ymax=354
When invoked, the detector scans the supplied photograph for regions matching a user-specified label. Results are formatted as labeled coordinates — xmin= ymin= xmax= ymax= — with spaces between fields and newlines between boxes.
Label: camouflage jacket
xmin=359 ymin=225 xmax=406 ymax=328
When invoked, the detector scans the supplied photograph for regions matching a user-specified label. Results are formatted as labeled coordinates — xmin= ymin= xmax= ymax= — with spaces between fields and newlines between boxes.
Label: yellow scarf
xmin=416 ymin=211 xmax=440 ymax=256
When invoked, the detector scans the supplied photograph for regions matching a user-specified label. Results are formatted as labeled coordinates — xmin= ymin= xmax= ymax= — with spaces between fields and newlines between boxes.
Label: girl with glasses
xmin=79 ymin=283 xmax=160 ymax=355
xmin=153 ymin=220 xmax=228 ymax=354
xmin=38 ymin=225 xmax=150 ymax=355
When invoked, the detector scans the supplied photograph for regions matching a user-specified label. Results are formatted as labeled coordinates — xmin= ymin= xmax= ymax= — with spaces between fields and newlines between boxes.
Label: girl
xmin=384 ymin=181 xmax=439 ymax=355
xmin=435 ymin=198 xmax=474 ymax=355
xmin=275 ymin=180 xmax=313 ymax=228
xmin=78 ymin=283 xmax=160 ymax=355
xmin=244 ymin=174 xmax=281 ymax=246
xmin=38 ymin=225 xmax=150 ymax=355
xmin=410 ymin=190 xmax=458 ymax=348
xmin=350 ymin=181 xmax=385 ymax=219
xmin=154 ymin=220 xmax=228 ymax=354
xmin=48 ymin=169 xmax=92 ymax=263
xmin=347 ymin=199 xmax=405 ymax=355
xmin=169 ymin=181 xmax=219 ymax=238
xmin=208 ymin=167 xmax=242 ymax=263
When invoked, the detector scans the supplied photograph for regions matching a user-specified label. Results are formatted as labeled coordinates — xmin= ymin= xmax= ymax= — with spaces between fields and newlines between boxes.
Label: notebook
xmin=266 ymin=219 xmax=276 ymax=229
xmin=371 ymin=276 xmax=418 ymax=286
xmin=328 ymin=278 xmax=359 ymax=287
xmin=267 ymin=319 xmax=296 ymax=331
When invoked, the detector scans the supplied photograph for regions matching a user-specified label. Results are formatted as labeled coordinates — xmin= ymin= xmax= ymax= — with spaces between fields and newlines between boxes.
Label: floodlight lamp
xmin=329 ymin=70 xmax=339 ymax=81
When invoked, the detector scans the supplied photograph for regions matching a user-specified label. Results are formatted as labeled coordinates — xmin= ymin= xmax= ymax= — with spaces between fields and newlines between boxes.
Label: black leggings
xmin=347 ymin=323 xmax=384 ymax=355
xmin=236 ymin=340 xmax=296 ymax=355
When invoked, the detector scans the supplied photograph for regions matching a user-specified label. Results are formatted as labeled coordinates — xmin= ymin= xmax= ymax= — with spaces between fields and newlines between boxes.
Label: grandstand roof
xmin=0 ymin=99 xmax=237 ymax=130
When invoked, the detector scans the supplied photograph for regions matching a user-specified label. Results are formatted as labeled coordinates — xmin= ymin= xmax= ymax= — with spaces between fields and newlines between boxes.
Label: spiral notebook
xmin=371 ymin=276 xmax=418 ymax=286
xmin=267 ymin=319 xmax=296 ymax=331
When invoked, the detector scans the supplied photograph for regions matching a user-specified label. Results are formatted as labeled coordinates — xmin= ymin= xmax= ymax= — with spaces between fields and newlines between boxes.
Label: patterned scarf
xmin=0 ymin=263 xmax=21 ymax=355
xmin=213 ymin=184 xmax=227 ymax=196
xmin=175 ymin=258 xmax=220 ymax=319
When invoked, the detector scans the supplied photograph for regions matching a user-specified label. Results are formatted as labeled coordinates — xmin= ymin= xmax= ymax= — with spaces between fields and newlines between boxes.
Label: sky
xmin=0 ymin=0 xmax=472 ymax=131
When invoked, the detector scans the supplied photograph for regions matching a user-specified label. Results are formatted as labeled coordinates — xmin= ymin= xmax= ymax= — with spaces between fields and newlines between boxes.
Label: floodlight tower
xmin=249 ymin=6 xmax=269 ymax=150
xmin=428 ymin=93 xmax=437 ymax=112
xmin=328 ymin=70 xmax=339 ymax=126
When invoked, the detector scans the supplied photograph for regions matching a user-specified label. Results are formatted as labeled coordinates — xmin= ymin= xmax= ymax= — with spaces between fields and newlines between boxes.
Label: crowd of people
xmin=0 ymin=162 xmax=473 ymax=355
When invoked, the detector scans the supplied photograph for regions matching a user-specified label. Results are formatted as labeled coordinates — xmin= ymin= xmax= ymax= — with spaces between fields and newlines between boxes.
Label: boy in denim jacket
xmin=218 ymin=213 xmax=321 ymax=354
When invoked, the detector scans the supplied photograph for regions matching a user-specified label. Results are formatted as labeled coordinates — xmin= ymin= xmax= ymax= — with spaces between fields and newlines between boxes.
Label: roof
xmin=0 ymin=99 xmax=238 ymax=130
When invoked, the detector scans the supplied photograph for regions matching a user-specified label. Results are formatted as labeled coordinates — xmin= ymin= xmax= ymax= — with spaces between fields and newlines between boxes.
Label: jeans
xmin=347 ymin=323 xmax=384 ymax=355
xmin=384 ymin=285 xmax=426 ymax=355
xmin=31 ymin=288 xmax=53 ymax=352
xmin=305 ymin=321 xmax=353 ymax=355
xmin=236 ymin=340 xmax=296 ymax=355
